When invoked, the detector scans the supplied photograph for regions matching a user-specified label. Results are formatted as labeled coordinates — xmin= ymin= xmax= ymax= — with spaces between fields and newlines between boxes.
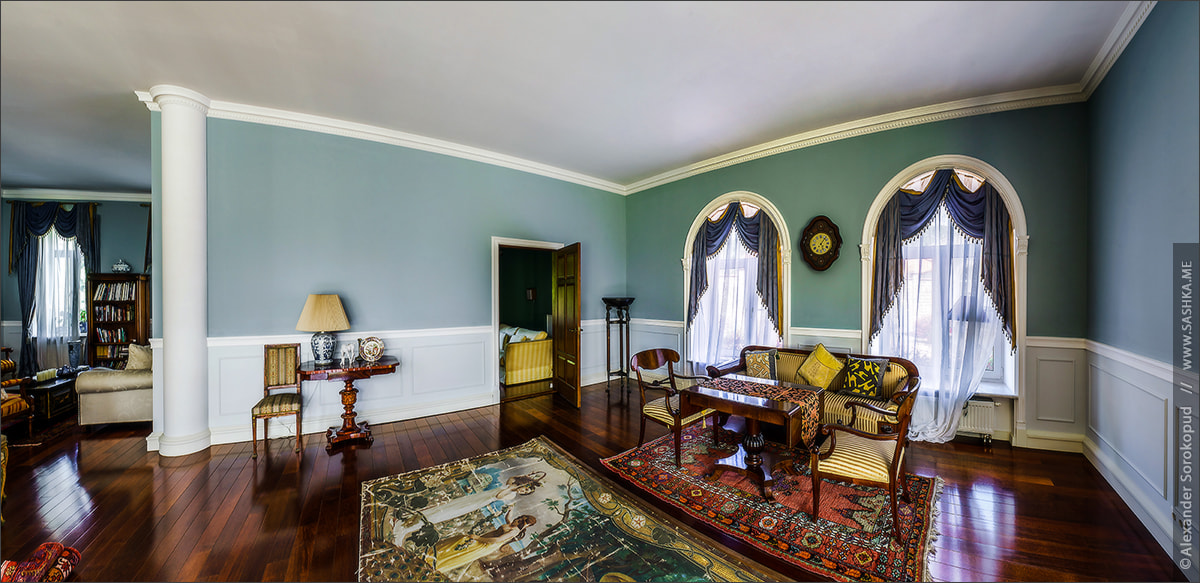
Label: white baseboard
xmin=1020 ymin=429 xmax=1085 ymax=453
xmin=207 ymin=393 xmax=496 ymax=445
xmin=1083 ymin=435 xmax=1174 ymax=554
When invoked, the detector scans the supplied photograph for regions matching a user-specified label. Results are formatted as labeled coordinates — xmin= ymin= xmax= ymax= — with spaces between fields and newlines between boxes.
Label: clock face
xmin=800 ymin=215 xmax=842 ymax=271
xmin=809 ymin=232 xmax=832 ymax=255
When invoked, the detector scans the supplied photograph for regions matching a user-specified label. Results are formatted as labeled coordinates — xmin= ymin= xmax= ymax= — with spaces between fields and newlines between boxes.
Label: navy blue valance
xmin=7 ymin=201 xmax=100 ymax=375
xmin=687 ymin=202 xmax=783 ymax=338
xmin=870 ymin=169 xmax=1015 ymax=349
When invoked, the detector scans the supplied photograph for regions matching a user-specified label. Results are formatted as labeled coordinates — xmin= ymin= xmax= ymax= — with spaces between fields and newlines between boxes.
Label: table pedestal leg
xmin=705 ymin=418 xmax=777 ymax=501
xmin=326 ymin=378 xmax=372 ymax=450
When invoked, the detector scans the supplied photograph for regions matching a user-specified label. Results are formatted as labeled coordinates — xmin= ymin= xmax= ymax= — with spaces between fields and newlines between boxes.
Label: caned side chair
xmin=809 ymin=373 xmax=921 ymax=537
xmin=630 ymin=348 xmax=719 ymax=466
xmin=252 ymin=343 xmax=303 ymax=458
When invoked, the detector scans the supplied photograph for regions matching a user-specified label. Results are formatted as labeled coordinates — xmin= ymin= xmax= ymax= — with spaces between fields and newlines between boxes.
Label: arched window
xmin=683 ymin=192 xmax=790 ymax=372
xmin=862 ymin=157 xmax=1027 ymax=443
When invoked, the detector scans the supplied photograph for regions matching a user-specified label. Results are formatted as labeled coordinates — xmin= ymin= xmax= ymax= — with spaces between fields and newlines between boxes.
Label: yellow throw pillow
xmin=533 ymin=331 xmax=548 ymax=341
xmin=799 ymin=344 xmax=844 ymax=389
xmin=744 ymin=349 xmax=777 ymax=380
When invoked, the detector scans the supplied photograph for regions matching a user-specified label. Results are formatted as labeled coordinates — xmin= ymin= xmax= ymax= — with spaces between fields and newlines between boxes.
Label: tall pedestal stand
xmin=603 ymin=297 xmax=634 ymax=399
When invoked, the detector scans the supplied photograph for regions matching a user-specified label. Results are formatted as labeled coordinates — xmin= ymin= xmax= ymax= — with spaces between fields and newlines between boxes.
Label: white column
xmin=151 ymin=85 xmax=211 ymax=457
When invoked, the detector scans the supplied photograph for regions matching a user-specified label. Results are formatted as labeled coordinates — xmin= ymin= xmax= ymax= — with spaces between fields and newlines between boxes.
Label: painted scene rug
xmin=358 ymin=436 xmax=781 ymax=582
xmin=601 ymin=424 xmax=942 ymax=582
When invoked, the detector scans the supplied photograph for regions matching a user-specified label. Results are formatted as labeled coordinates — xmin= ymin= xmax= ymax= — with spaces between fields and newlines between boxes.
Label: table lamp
xmin=296 ymin=294 xmax=350 ymax=365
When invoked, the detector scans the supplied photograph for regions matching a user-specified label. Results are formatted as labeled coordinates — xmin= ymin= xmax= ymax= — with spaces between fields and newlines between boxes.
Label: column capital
xmin=148 ymin=85 xmax=211 ymax=115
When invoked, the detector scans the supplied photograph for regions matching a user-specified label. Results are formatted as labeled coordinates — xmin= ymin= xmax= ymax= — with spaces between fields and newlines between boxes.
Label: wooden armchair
xmin=630 ymin=348 xmax=719 ymax=466
xmin=809 ymin=374 xmax=921 ymax=537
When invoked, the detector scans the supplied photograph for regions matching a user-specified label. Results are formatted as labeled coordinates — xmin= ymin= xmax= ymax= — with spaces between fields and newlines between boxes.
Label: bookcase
xmin=86 ymin=273 xmax=150 ymax=369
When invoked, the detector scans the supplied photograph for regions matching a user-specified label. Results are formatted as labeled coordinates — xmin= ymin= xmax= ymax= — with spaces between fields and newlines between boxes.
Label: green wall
xmin=626 ymin=104 xmax=1091 ymax=338
xmin=1088 ymin=1 xmax=1200 ymax=362
xmin=498 ymin=246 xmax=553 ymax=332
xmin=1 ymin=200 xmax=151 ymax=319
xmin=205 ymin=119 xmax=627 ymax=337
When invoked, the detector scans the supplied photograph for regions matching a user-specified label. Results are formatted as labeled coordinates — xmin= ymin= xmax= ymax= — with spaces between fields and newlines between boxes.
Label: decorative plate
xmin=359 ymin=336 xmax=385 ymax=362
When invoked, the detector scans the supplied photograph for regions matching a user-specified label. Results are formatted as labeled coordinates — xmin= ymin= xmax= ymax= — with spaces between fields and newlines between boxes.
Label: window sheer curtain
xmin=871 ymin=205 xmax=1000 ymax=442
xmin=31 ymin=229 xmax=85 ymax=370
xmin=8 ymin=201 xmax=99 ymax=375
xmin=688 ymin=233 xmax=778 ymax=371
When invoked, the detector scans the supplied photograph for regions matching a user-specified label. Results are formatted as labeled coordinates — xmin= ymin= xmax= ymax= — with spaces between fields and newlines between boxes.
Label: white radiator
xmin=957 ymin=398 xmax=997 ymax=443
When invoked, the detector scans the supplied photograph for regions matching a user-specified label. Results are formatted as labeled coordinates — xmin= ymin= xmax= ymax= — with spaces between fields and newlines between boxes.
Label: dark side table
xmin=27 ymin=377 xmax=78 ymax=425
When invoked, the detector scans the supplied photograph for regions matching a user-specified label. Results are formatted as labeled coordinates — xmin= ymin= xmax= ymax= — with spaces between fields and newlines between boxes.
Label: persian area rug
xmin=358 ymin=436 xmax=781 ymax=582
xmin=601 ymin=424 xmax=942 ymax=582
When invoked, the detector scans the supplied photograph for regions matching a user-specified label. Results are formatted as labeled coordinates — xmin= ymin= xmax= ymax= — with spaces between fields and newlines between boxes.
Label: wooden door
xmin=552 ymin=243 xmax=582 ymax=407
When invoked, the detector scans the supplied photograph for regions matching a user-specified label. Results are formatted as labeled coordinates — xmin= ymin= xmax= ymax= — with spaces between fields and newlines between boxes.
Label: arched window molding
xmin=859 ymin=154 xmax=1031 ymax=445
xmin=681 ymin=191 xmax=791 ymax=368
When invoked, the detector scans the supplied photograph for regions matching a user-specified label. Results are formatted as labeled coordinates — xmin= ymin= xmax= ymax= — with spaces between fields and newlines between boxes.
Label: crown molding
xmin=131 ymin=2 xmax=1155 ymax=197
xmin=1 ymin=188 xmax=151 ymax=203
xmin=137 ymin=91 xmax=626 ymax=195
xmin=623 ymin=85 xmax=1085 ymax=195
xmin=1080 ymin=1 xmax=1156 ymax=98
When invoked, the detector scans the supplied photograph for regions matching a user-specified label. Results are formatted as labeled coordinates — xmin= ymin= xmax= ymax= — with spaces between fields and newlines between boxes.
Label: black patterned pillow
xmin=841 ymin=356 xmax=888 ymax=398
xmin=744 ymin=349 xmax=778 ymax=380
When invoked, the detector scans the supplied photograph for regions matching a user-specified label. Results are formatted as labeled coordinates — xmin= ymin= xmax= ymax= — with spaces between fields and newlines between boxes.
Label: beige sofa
xmin=76 ymin=344 xmax=153 ymax=426
xmin=706 ymin=345 xmax=921 ymax=434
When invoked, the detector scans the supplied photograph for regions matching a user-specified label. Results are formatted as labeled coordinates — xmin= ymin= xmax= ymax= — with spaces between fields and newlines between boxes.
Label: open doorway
xmin=497 ymin=244 xmax=555 ymax=402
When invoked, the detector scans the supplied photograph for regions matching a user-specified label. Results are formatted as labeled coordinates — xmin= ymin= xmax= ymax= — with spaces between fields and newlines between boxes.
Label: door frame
xmin=491 ymin=236 xmax=564 ymax=402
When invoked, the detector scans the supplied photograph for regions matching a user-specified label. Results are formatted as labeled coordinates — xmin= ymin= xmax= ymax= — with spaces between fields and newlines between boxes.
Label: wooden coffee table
xmin=679 ymin=374 xmax=823 ymax=501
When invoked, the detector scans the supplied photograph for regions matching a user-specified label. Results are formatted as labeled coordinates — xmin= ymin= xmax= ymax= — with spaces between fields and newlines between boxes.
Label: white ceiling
xmin=0 ymin=1 xmax=1145 ymax=195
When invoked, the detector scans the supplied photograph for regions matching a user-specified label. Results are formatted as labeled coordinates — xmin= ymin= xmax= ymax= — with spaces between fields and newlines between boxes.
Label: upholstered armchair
xmin=809 ymin=374 xmax=921 ymax=537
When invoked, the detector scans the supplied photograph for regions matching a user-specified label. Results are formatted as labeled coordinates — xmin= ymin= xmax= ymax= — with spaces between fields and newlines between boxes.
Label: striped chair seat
xmin=817 ymin=431 xmax=902 ymax=484
xmin=643 ymin=394 xmax=714 ymax=427
xmin=823 ymin=391 xmax=899 ymax=433
xmin=252 ymin=392 xmax=301 ymax=416
xmin=1 ymin=395 xmax=29 ymax=418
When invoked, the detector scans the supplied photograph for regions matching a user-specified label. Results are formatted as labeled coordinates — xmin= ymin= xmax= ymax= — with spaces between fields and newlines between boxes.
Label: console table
xmin=298 ymin=356 xmax=398 ymax=451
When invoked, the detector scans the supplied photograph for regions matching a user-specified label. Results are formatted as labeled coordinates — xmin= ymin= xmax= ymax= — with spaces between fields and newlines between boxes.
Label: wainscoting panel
xmin=1023 ymin=340 xmax=1089 ymax=442
xmin=787 ymin=327 xmax=862 ymax=354
xmin=1034 ymin=358 xmax=1079 ymax=423
xmin=579 ymin=318 xmax=607 ymax=387
xmin=202 ymin=326 xmax=495 ymax=445
xmin=628 ymin=319 xmax=685 ymax=361
xmin=1083 ymin=342 xmax=1175 ymax=556
xmin=1087 ymin=354 xmax=1171 ymax=498
xmin=1 ymin=321 xmax=20 ymax=364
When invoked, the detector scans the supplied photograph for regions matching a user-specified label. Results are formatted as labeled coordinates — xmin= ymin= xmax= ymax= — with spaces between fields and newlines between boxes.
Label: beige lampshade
xmin=295 ymin=294 xmax=350 ymax=332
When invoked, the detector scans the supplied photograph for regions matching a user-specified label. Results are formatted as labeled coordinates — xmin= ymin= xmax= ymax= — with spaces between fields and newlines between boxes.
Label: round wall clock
xmin=800 ymin=215 xmax=843 ymax=271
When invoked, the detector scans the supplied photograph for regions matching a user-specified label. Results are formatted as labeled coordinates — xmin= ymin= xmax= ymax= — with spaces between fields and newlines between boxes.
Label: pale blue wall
xmin=205 ymin=119 xmax=627 ymax=337
xmin=1 ymin=199 xmax=150 ymax=319
xmin=1088 ymin=1 xmax=1200 ymax=363
xmin=626 ymin=104 xmax=1091 ymax=337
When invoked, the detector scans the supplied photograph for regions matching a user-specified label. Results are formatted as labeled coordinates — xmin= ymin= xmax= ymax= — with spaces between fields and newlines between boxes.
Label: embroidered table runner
xmin=698 ymin=377 xmax=822 ymax=449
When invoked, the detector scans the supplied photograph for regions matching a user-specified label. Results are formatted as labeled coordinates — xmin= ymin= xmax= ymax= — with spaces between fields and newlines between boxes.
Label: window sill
xmin=976 ymin=379 xmax=1016 ymax=398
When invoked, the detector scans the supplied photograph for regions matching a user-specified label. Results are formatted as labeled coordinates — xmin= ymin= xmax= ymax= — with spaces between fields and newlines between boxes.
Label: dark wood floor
xmin=1 ymin=381 xmax=1186 ymax=582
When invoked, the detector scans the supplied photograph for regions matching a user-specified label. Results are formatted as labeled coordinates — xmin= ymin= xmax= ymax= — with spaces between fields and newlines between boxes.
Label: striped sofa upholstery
xmin=707 ymin=346 xmax=920 ymax=434
xmin=499 ymin=325 xmax=553 ymax=385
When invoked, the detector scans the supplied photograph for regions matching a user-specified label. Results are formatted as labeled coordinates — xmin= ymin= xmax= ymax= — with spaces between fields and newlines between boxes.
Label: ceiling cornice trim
xmin=622 ymin=86 xmax=1086 ymax=194
xmin=1080 ymin=1 xmax=1156 ymax=98
xmin=1 ymin=188 xmax=151 ymax=203
xmin=131 ymin=1 xmax=1155 ymax=197
xmin=136 ymin=91 xmax=626 ymax=195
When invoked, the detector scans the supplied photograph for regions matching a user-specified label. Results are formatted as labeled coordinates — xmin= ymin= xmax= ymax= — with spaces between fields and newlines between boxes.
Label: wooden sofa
xmin=706 ymin=345 xmax=920 ymax=435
